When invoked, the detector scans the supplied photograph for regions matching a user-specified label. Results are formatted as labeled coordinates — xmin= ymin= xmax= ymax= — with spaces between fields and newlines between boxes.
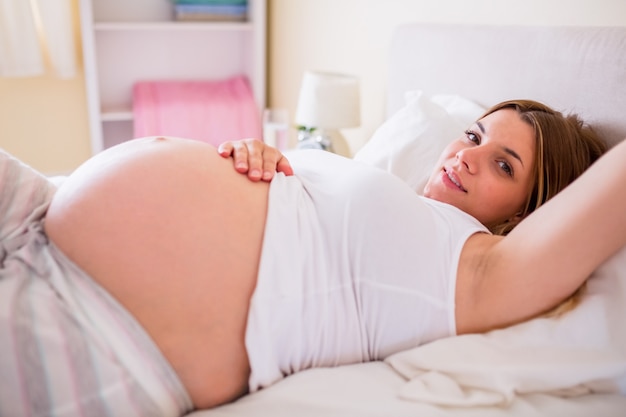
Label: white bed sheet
xmin=191 ymin=362 xmax=626 ymax=417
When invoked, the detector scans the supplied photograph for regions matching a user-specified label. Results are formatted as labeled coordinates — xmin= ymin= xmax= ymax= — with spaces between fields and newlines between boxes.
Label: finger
xmin=230 ymin=141 xmax=250 ymax=174
xmin=244 ymin=139 xmax=266 ymax=181
xmin=260 ymin=151 xmax=293 ymax=181
xmin=261 ymin=151 xmax=280 ymax=181
xmin=217 ymin=141 xmax=235 ymax=157
xmin=276 ymin=155 xmax=294 ymax=177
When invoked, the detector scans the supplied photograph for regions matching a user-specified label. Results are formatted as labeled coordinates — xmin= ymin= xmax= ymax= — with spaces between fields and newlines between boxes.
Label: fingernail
xmin=250 ymin=169 xmax=261 ymax=177
xmin=262 ymin=171 xmax=272 ymax=180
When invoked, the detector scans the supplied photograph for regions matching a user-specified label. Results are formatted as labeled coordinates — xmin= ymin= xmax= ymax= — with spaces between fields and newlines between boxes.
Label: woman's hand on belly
xmin=218 ymin=138 xmax=293 ymax=182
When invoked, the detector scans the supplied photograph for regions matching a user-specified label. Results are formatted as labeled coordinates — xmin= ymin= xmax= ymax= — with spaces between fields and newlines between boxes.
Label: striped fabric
xmin=0 ymin=149 xmax=193 ymax=417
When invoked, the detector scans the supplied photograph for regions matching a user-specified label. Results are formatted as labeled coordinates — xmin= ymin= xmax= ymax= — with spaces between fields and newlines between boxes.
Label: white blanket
xmin=386 ymin=246 xmax=626 ymax=406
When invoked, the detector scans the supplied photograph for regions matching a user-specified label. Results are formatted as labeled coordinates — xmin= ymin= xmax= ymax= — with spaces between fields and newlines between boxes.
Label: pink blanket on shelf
xmin=132 ymin=75 xmax=262 ymax=146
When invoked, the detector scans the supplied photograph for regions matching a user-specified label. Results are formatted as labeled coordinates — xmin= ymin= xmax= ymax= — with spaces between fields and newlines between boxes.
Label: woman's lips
xmin=443 ymin=168 xmax=467 ymax=192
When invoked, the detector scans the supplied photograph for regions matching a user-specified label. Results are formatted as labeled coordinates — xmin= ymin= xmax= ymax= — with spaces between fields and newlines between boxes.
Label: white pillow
xmin=354 ymin=91 xmax=485 ymax=194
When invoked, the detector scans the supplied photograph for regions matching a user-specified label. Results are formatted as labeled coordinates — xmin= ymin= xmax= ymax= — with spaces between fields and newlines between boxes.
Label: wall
xmin=268 ymin=0 xmax=626 ymax=154
xmin=0 ymin=0 xmax=90 ymax=175
xmin=1 ymin=0 xmax=625 ymax=172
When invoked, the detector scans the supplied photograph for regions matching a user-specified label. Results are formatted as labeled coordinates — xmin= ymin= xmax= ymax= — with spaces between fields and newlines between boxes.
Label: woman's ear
xmin=508 ymin=209 xmax=525 ymax=223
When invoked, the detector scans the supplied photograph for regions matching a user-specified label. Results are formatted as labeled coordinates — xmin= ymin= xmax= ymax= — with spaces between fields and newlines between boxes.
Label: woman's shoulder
xmin=420 ymin=197 xmax=489 ymax=232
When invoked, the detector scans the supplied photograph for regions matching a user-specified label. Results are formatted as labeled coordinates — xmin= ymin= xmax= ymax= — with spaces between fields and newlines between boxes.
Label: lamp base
xmin=296 ymin=129 xmax=351 ymax=157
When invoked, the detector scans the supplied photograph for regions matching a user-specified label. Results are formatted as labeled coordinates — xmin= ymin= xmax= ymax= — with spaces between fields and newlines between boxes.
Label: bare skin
xmin=45 ymin=137 xmax=267 ymax=409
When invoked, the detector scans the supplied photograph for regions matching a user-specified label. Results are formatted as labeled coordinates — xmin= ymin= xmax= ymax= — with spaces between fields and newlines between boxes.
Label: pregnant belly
xmin=45 ymin=136 xmax=270 ymax=407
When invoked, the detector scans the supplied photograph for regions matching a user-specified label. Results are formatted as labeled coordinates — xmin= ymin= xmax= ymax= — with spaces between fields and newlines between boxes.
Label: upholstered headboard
xmin=387 ymin=24 xmax=626 ymax=146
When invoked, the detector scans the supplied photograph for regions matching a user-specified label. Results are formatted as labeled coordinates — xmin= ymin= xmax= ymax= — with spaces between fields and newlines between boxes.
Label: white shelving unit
xmin=79 ymin=0 xmax=266 ymax=153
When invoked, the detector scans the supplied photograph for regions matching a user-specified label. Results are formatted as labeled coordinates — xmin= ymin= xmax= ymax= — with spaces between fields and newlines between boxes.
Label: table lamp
xmin=294 ymin=71 xmax=360 ymax=156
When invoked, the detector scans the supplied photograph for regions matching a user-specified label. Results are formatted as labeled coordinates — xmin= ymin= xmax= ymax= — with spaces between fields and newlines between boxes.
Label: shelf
xmin=101 ymin=108 xmax=133 ymax=122
xmin=81 ymin=0 xmax=266 ymax=154
xmin=94 ymin=21 xmax=254 ymax=31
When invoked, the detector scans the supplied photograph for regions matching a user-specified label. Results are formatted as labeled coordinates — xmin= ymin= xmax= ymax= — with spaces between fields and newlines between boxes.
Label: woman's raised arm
xmin=459 ymin=138 xmax=626 ymax=333
xmin=218 ymin=138 xmax=293 ymax=181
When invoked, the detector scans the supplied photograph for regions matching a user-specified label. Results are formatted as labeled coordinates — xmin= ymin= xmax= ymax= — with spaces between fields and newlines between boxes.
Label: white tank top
xmin=245 ymin=150 xmax=488 ymax=391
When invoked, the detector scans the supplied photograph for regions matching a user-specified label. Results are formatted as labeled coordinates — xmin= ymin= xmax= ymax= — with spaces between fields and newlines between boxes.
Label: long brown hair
xmin=483 ymin=100 xmax=607 ymax=316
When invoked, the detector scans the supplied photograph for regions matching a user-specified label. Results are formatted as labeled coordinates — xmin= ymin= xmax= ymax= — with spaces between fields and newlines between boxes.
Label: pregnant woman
xmin=2 ymin=100 xmax=624 ymax=417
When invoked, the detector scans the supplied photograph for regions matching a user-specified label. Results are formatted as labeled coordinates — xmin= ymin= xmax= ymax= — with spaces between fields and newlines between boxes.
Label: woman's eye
xmin=498 ymin=161 xmax=513 ymax=177
xmin=464 ymin=130 xmax=480 ymax=144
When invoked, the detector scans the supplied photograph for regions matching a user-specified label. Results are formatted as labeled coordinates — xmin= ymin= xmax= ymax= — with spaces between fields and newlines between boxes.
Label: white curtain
xmin=0 ymin=0 xmax=76 ymax=78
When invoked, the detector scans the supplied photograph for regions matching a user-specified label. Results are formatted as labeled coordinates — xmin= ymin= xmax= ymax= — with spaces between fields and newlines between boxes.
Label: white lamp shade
xmin=295 ymin=71 xmax=360 ymax=129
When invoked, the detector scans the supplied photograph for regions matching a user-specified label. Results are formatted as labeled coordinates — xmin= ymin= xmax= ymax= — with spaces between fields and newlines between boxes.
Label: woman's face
xmin=423 ymin=108 xmax=536 ymax=228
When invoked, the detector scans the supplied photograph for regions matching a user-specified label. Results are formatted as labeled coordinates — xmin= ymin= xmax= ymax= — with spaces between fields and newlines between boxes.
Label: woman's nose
xmin=455 ymin=147 xmax=477 ymax=173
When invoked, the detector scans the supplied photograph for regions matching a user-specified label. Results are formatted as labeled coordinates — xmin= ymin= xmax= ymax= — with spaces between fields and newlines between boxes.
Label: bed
xmin=191 ymin=24 xmax=626 ymax=417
